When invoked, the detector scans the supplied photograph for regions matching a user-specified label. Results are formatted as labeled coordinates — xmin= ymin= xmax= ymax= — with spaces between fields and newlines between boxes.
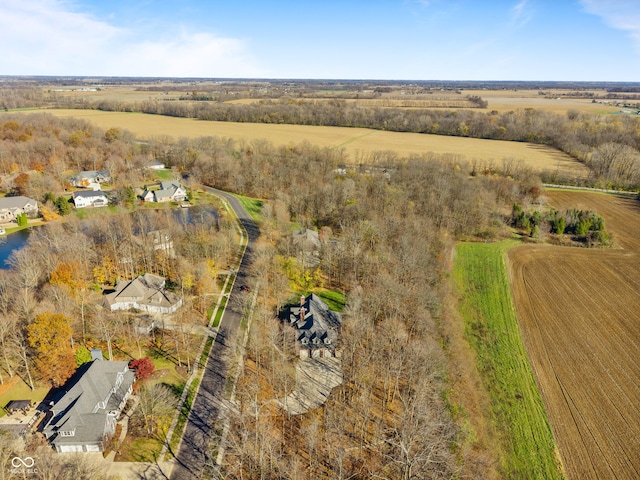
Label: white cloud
xmin=0 ymin=0 xmax=261 ymax=76
xmin=510 ymin=0 xmax=533 ymax=27
xmin=580 ymin=0 xmax=640 ymax=51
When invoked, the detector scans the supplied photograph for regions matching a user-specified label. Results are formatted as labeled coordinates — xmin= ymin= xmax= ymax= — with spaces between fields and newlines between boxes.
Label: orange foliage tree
xmin=26 ymin=312 xmax=76 ymax=387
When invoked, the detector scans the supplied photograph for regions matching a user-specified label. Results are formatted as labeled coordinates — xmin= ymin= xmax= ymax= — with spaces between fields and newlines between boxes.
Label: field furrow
xmin=508 ymin=191 xmax=640 ymax=480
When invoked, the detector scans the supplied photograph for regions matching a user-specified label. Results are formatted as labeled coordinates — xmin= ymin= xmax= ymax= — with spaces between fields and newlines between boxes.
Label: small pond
xmin=0 ymin=228 xmax=30 ymax=269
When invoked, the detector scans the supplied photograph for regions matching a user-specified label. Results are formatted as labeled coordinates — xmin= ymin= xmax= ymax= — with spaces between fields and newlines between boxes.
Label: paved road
xmin=170 ymin=187 xmax=259 ymax=480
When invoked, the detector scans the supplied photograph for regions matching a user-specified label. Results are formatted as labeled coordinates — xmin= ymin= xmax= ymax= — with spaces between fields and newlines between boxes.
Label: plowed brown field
xmin=508 ymin=191 xmax=640 ymax=479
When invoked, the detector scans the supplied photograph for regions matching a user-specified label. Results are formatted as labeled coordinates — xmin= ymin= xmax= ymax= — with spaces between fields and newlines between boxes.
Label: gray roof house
xmin=43 ymin=360 xmax=135 ymax=453
xmin=292 ymin=229 xmax=321 ymax=268
xmin=0 ymin=196 xmax=38 ymax=222
xmin=105 ymin=273 xmax=182 ymax=313
xmin=72 ymin=190 xmax=109 ymax=209
xmin=70 ymin=170 xmax=111 ymax=189
xmin=140 ymin=181 xmax=187 ymax=203
xmin=287 ymin=294 xmax=342 ymax=358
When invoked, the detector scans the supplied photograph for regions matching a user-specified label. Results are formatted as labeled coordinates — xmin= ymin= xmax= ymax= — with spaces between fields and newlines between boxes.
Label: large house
xmin=105 ymin=273 xmax=182 ymax=314
xmin=0 ymin=196 xmax=38 ymax=222
xmin=43 ymin=359 xmax=135 ymax=453
xmin=140 ymin=181 xmax=187 ymax=203
xmin=72 ymin=190 xmax=109 ymax=209
xmin=286 ymin=294 xmax=342 ymax=358
xmin=70 ymin=170 xmax=111 ymax=189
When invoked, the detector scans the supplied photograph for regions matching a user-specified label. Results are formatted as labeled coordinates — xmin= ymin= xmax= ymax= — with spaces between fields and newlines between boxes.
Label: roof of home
xmin=0 ymin=196 xmax=37 ymax=209
xmin=288 ymin=294 xmax=341 ymax=348
xmin=105 ymin=273 xmax=180 ymax=310
xmin=75 ymin=170 xmax=109 ymax=179
xmin=73 ymin=190 xmax=108 ymax=198
xmin=43 ymin=360 xmax=134 ymax=445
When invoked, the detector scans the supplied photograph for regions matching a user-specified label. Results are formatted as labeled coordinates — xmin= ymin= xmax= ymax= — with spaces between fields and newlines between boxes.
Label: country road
xmin=170 ymin=187 xmax=259 ymax=480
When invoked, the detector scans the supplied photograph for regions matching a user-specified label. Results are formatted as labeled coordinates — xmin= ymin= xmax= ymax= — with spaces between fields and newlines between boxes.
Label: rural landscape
xmin=0 ymin=74 xmax=639 ymax=480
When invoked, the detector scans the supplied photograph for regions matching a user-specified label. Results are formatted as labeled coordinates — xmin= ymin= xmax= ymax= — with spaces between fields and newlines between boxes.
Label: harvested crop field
xmin=32 ymin=109 xmax=588 ymax=178
xmin=508 ymin=191 xmax=640 ymax=479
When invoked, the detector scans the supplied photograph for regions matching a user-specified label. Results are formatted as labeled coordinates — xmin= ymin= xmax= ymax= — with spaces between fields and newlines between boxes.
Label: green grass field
xmin=235 ymin=194 xmax=263 ymax=221
xmin=453 ymin=240 xmax=563 ymax=480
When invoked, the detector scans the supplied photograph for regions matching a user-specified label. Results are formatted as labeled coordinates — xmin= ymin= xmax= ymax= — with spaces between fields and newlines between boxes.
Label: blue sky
xmin=1 ymin=0 xmax=639 ymax=81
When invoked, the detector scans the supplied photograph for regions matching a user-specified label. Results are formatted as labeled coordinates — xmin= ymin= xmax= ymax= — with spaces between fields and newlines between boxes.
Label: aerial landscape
xmin=0 ymin=1 xmax=639 ymax=479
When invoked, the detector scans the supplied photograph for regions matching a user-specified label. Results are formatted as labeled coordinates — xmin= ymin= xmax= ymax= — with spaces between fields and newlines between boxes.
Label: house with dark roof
xmin=43 ymin=360 xmax=135 ymax=453
xmin=105 ymin=273 xmax=182 ymax=314
xmin=72 ymin=190 xmax=109 ymax=209
xmin=287 ymin=294 xmax=342 ymax=358
xmin=0 ymin=196 xmax=38 ymax=222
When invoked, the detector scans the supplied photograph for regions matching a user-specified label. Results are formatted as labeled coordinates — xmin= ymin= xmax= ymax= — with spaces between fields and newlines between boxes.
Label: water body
xmin=0 ymin=228 xmax=30 ymax=269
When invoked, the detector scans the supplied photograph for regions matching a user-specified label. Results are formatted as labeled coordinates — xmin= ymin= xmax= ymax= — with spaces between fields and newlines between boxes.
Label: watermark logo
xmin=10 ymin=456 xmax=37 ymax=475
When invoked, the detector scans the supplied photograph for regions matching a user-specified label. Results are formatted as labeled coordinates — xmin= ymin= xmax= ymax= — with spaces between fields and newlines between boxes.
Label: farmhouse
xmin=42 ymin=359 xmax=135 ymax=453
xmin=105 ymin=273 xmax=182 ymax=313
xmin=72 ymin=190 xmax=109 ymax=209
xmin=70 ymin=170 xmax=111 ymax=190
xmin=0 ymin=196 xmax=38 ymax=222
xmin=287 ymin=294 xmax=342 ymax=358
xmin=140 ymin=181 xmax=187 ymax=203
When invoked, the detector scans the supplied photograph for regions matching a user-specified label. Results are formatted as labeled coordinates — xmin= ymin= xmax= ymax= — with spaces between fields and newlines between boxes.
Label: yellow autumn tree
xmin=26 ymin=312 xmax=76 ymax=387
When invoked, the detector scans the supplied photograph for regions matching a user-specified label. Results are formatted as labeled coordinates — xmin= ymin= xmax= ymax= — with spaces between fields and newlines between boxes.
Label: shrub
xmin=129 ymin=357 xmax=155 ymax=380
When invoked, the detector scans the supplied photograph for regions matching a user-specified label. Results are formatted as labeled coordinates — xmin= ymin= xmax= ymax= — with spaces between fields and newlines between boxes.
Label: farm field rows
xmin=508 ymin=191 xmax=640 ymax=479
xmin=29 ymin=109 xmax=588 ymax=178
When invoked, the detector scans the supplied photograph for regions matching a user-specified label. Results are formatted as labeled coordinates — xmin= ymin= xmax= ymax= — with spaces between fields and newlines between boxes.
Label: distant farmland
xmin=35 ymin=109 xmax=588 ymax=178
xmin=508 ymin=191 xmax=640 ymax=479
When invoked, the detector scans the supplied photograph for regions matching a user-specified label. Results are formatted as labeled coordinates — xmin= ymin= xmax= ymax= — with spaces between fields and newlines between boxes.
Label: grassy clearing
xmin=313 ymin=288 xmax=347 ymax=312
xmin=0 ymin=377 xmax=49 ymax=418
xmin=153 ymin=169 xmax=174 ymax=181
xmin=235 ymin=195 xmax=263 ymax=221
xmin=453 ymin=240 xmax=562 ymax=480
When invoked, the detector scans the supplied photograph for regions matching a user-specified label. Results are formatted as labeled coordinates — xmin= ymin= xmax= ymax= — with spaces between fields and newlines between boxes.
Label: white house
xmin=140 ymin=181 xmax=187 ymax=203
xmin=0 ymin=196 xmax=38 ymax=222
xmin=72 ymin=190 xmax=109 ymax=208
xmin=43 ymin=360 xmax=135 ymax=453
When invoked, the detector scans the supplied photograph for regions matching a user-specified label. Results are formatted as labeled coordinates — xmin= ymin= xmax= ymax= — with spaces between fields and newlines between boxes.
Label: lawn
xmin=313 ymin=288 xmax=347 ymax=312
xmin=453 ymin=240 xmax=562 ymax=480
xmin=0 ymin=376 xmax=49 ymax=418
xmin=235 ymin=194 xmax=263 ymax=221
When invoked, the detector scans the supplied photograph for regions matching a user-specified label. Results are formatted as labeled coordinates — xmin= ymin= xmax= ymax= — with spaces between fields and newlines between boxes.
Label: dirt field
xmin=34 ymin=109 xmax=588 ymax=178
xmin=508 ymin=191 xmax=640 ymax=479
xmin=463 ymin=89 xmax=621 ymax=115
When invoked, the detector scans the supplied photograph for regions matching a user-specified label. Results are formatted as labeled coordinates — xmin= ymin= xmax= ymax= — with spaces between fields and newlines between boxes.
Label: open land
xmin=48 ymin=84 xmax=623 ymax=115
xmin=33 ymin=109 xmax=589 ymax=178
xmin=507 ymin=190 xmax=640 ymax=480
xmin=453 ymin=240 xmax=562 ymax=479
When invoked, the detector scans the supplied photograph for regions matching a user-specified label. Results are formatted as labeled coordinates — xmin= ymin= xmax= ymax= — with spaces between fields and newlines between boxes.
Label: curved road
xmin=170 ymin=187 xmax=259 ymax=480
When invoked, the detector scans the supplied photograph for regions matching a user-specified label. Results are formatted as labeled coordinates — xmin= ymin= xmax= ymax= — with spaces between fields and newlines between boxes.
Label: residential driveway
xmin=169 ymin=187 xmax=258 ymax=480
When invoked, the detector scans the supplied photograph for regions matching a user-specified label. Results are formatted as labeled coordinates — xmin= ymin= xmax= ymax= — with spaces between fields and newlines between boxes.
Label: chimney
xmin=91 ymin=348 xmax=103 ymax=361
xmin=300 ymin=295 xmax=305 ymax=306
xmin=299 ymin=306 xmax=306 ymax=323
